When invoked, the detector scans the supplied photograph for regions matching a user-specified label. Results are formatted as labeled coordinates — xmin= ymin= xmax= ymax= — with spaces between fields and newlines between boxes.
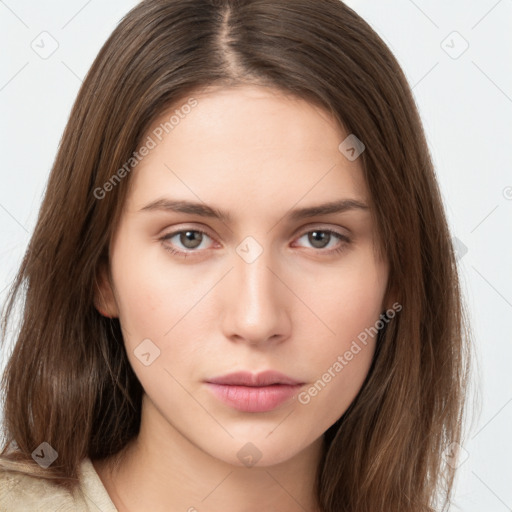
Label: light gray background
xmin=1 ymin=1 xmax=511 ymax=510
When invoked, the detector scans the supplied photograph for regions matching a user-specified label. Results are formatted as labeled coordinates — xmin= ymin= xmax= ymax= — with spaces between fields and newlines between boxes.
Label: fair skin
xmin=93 ymin=84 xmax=389 ymax=512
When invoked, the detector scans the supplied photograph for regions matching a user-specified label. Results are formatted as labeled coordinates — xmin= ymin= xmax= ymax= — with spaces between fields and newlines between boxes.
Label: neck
xmin=94 ymin=395 xmax=325 ymax=512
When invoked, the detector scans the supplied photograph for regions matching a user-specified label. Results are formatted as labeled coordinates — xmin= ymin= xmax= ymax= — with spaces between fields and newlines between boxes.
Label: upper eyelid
xmin=161 ymin=223 xmax=349 ymax=238
xmin=161 ymin=227 xmax=217 ymax=243
xmin=293 ymin=228 xmax=350 ymax=246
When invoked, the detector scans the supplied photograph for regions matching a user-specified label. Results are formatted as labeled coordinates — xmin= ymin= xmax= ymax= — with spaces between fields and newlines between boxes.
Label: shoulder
xmin=0 ymin=467 xmax=77 ymax=511
xmin=0 ymin=457 xmax=118 ymax=512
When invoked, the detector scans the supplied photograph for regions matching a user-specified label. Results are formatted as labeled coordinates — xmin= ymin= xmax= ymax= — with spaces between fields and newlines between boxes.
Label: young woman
xmin=0 ymin=0 xmax=470 ymax=511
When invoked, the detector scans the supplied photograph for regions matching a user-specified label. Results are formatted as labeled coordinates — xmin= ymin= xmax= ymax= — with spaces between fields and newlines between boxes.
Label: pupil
xmin=181 ymin=231 xmax=202 ymax=249
xmin=309 ymin=231 xmax=329 ymax=248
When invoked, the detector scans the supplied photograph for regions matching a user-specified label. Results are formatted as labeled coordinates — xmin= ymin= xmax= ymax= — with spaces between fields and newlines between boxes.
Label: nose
xmin=220 ymin=246 xmax=292 ymax=346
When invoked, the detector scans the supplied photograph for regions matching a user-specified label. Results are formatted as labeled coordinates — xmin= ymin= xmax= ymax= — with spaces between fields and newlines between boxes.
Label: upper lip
xmin=206 ymin=371 xmax=303 ymax=387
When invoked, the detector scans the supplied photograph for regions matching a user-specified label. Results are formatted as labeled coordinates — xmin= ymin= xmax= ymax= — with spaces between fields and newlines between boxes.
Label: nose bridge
xmin=235 ymin=241 xmax=278 ymax=314
xmin=237 ymin=248 xmax=273 ymax=301
xmin=221 ymin=238 xmax=289 ymax=343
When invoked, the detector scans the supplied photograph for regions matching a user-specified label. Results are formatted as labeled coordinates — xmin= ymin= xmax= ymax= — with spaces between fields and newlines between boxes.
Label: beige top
xmin=0 ymin=457 xmax=118 ymax=511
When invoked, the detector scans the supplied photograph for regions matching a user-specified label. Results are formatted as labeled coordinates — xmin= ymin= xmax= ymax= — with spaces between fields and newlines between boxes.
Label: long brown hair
xmin=0 ymin=1 xmax=471 ymax=510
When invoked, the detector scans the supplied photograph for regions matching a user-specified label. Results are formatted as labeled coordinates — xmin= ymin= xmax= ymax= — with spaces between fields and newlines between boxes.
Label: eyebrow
xmin=138 ymin=198 xmax=369 ymax=222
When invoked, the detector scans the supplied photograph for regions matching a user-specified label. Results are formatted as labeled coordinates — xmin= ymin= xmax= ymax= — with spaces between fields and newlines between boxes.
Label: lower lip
xmin=205 ymin=383 xmax=302 ymax=412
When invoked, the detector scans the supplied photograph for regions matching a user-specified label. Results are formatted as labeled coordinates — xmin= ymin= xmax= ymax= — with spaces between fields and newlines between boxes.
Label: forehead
xmin=124 ymin=85 xmax=368 ymax=216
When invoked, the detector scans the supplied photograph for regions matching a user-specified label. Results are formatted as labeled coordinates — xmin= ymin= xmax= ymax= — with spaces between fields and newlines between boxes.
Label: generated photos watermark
xmin=298 ymin=301 xmax=402 ymax=405
xmin=93 ymin=97 xmax=198 ymax=200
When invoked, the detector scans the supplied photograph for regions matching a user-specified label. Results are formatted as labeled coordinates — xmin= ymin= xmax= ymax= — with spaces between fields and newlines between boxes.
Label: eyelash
xmin=160 ymin=227 xmax=351 ymax=259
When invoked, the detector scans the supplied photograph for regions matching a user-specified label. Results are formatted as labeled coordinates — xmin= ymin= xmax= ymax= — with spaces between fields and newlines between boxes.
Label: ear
xmin=93 ymin=261 xmax=119 ymax=318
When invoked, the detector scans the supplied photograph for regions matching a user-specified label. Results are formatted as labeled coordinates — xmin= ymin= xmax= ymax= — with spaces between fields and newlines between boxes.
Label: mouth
xmin=204 ymin=371 xmax=305 ymax=413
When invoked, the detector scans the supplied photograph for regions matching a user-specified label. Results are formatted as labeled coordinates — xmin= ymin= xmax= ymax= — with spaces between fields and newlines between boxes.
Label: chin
xmin=204 ymin=431 xmax=320 ymax=469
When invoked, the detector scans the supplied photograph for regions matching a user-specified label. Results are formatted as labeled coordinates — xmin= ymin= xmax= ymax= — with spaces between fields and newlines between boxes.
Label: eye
xmin=294 ymin=229 xmax=350 ymax=253
xmin=160 ymin=227 xmax=351 ymax=259
xmin=160 ymin=229 xmax=215 ymax=257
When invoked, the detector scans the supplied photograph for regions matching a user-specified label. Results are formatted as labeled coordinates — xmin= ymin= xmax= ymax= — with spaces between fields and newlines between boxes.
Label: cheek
xmin=110 ymin=233 xmax=204 ymax=340
xmin=293 ymin=253 xmax=387 ymax=420
xmin=299 ymin=249 xmax=387 ymax=348
xmin=295 ymin=300 xmax=381 ymax=432
xmin=109 ymin=235 xmax=221 ymax=391
xmin=296 ymin=345 xmax=374 ymax=435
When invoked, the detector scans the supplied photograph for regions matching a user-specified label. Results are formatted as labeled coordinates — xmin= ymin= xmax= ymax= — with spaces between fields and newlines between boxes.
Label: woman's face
xmin=98 ymin=85 xmax=389 ymax=467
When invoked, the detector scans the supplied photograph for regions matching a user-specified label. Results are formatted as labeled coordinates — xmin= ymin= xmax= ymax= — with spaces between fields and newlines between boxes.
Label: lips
xmin=206 ymin=370 xmax=302 ymax=387
xmin=205 ymin=371 xmax=304 ymax=413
